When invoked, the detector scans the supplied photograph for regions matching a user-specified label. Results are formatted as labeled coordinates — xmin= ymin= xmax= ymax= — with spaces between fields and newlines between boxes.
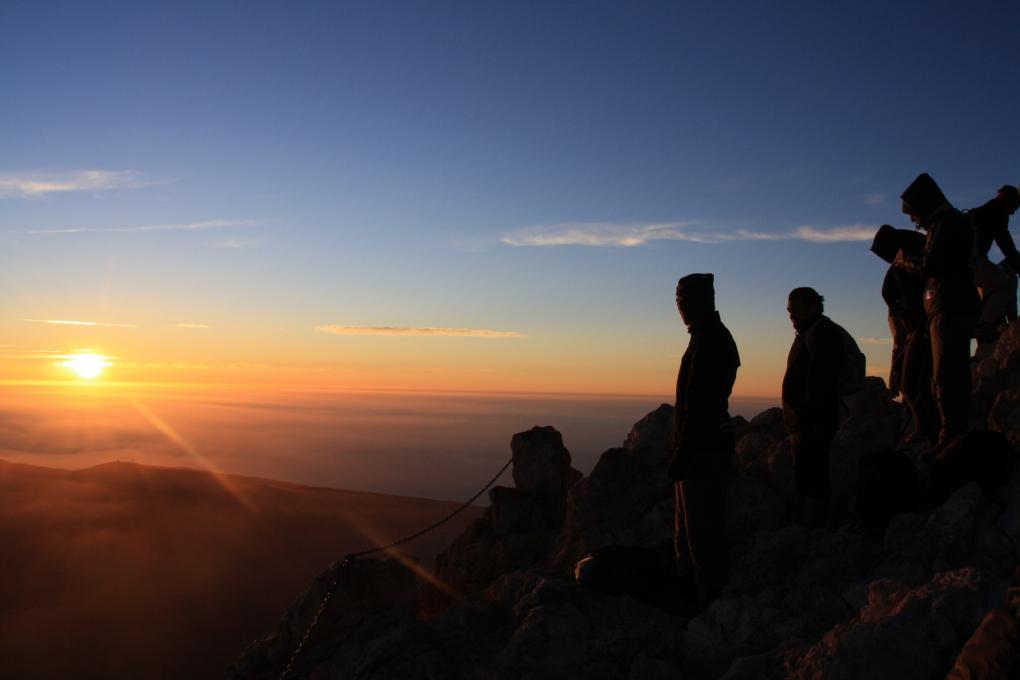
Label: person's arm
xmin=805 ymin=324 xmax=842 ymax=430
xmin=995 ymin=227 xmax=1020 ymax=274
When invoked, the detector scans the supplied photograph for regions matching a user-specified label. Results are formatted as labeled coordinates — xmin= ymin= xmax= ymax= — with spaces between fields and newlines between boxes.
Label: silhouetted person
xmin=669 ymin=273 xmax=740 ymax=607
xmin=782 ymin=287 xmax=842 ymax=526
xmin=871 ymin=225 xmax=939 ymax=443
xmin=894 ymin=173 xmax=980 ymax=447
xmin=969 ymin=184 xmax=1020 ymax=345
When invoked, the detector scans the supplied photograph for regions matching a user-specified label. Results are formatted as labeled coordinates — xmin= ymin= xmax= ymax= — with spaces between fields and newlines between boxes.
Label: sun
xmin=61 ymin=353 xmax=110 ymax=380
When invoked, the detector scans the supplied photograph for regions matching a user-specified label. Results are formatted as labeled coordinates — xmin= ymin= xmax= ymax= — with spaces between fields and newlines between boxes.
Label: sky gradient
xmin=3 ymin=1 xmax=1019 ymax=399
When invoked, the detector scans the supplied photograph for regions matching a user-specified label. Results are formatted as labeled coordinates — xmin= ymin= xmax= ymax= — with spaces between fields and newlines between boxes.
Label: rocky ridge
xmin=230 ymin=321 xmax=1020 ymax=680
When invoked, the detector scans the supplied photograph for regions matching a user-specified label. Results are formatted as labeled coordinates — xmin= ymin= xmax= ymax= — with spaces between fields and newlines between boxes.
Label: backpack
xmin=806 ymin=317 xmax=866 ymax=396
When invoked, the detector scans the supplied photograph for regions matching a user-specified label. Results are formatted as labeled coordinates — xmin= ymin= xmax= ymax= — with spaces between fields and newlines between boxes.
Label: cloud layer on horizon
xmin=315 ymin=325 xmax=527 ymax=338
xmin=501 ymin=221 xmax=878 ymax=247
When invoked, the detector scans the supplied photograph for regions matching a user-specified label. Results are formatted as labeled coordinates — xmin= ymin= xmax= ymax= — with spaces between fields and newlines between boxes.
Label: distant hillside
xmin=0 ymin=460 xmax=481 ymax=680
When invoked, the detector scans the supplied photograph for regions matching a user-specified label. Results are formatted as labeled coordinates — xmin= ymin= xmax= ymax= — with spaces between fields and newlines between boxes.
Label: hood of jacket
xmin=901 ymin=173 xmax=950 ymax=222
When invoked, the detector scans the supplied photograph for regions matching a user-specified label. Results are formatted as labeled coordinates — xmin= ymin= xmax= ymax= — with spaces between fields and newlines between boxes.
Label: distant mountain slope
xmin=0 ymin=460 xmax=480 ymax=680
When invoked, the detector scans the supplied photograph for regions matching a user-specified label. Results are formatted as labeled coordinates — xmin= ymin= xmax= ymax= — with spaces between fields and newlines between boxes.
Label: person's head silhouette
xmin=675 ymin=273 xmax=715 ymax=326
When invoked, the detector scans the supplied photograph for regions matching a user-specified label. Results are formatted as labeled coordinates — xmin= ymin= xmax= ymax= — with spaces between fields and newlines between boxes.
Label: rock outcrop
xmin=232 ymin=320 xmax=1020 ymax=680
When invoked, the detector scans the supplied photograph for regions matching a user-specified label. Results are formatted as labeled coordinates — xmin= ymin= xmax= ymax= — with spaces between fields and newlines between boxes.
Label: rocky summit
xmin=230 ymin=321 xmax=1020 ymax=680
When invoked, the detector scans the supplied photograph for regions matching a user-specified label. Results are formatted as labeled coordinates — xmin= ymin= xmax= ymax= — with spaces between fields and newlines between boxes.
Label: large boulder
xmin=511 ymin=426 xmax=580 ymax=497
xmin=555 ymin=406 xmax=676 ymax=567
xmin=424 ymin=426 xmax=581 ymax=615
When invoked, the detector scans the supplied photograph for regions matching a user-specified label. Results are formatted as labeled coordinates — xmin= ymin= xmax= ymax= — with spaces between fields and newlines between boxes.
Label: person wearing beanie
xmin=968 ymin=184 xmax=1020 ymax=344
xmin=894 ymin=173 xmax=980 ymax=447
xmin=670 ymin=273 xmax=740 ymax=608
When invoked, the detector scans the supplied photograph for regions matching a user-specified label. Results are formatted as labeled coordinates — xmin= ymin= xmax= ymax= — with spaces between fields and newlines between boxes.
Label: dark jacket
xmin=897 ymin=174 xmax=980 ymax=318
xmin=969 ymin=197 xmax=1020 ymax=272
xmin=672 ymin=311 xmax=740 ymax=460
xmin=782 ymin=315 xmax=843 ymax=435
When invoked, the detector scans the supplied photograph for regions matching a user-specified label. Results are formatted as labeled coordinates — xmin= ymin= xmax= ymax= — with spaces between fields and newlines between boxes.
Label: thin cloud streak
xmin=12 ymin=219 xmax=258 ymax=235
xmin=23 ymin=318 xmax=136 ymax=328
xmin=176 ymin=323 xmax=210 ymax=329
xmin=0 ymin=170 xmax=148 ymax=198
xmin=211 ymin=237 xmax=263 ymax=249
xmin=502 ymin=221 xmax=877 ymax=247
xmin=316 ymin=325 xmax=527 ymax=338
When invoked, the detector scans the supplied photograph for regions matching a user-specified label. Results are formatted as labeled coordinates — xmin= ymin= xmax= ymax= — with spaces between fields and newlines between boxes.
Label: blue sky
xmin=1 ymin=0 xmax=1018 ymax=396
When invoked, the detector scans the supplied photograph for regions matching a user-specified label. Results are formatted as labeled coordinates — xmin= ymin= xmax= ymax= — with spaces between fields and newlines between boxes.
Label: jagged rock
xmin=423 ymin=427 xmax=578 ymax=616
xmin=621 ymin=403 xmax=674 ymax=469
xmin=972 ymin=318 xmax=1020 ymax=429
xmin=511 ymin=426 xmax=579 ymax=497
xmin=682 ymin=592 xmax=797 ymax=677
xmin=878 ymin=512 xmax=935 ymax=584
xmin=725 ymin=475 xmax=787 ymax=544
xmin=829 ymin=412 xmax=902 ymax=522
xmin=783 ymin=569 xmax=1007 ymax=680
xmin=749 ymin=407 xmax=786 ymax=440
xmin=842 ymin=376 xmax=895 ymax=421
xmin=730 ymin=415 xmax=751 ymax=446
xmin=488 ymin=574 xmax=684 ymax=680
xmin=990 ymin=387 xmax=1020 ymax=449
xmin=766 ymin=438 xmax=796 ymax=498
xmin=229 ymin=558 xmax=418 ymax=680
xmin=945 ymin=584 xmax=1020 ymax=680
xmin=555 ymin=407 xmax=677 ymax=567
xmin=733 ymin=431 xmax=775 ymax=479
xmin=927 ymin=483 xmax=982 ymax=543
xmin=236 ymin=371 xmax=1020 ymax=680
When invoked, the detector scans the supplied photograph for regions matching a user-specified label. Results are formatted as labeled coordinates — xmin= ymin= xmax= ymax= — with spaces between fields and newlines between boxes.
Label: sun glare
xmin=62 ymin=353 xmax=110 ymax=380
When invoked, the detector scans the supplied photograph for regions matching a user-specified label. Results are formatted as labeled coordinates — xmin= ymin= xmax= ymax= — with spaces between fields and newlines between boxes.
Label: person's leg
xmin=930 ymin=313 xmax=975 ymax=445
xmin=677 ymin=473 xmax=728 ymax=605
xmin=901 ymin=325 xmax=940 ymax=443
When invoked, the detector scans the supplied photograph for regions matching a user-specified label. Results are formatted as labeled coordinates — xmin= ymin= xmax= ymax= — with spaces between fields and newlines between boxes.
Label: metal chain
xmin=345 ymin=455 xmax=514 ymax=560
xmin=278 ymin=455 xmax=513 ymax=679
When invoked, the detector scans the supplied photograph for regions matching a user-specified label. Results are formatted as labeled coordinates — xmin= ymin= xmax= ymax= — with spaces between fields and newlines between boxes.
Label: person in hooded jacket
xmin=871 ymin=225 xmax=939 ymax=443
xmin=670 ymin=273 xmax=740 ymax=607
xmin=782 ymin=287 xmax=843 ymax=526
xmin=968 ymin=184 xmax=1020 ymax=345
xmin=894 ymin=173 xmax=980 ymax=447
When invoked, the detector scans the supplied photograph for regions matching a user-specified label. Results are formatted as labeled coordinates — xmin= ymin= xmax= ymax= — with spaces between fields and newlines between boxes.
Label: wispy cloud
xmin=865 ymin=192 xmax=886 ymax=206
xmin=858 ymin=337 xmax=893 ymax=345
xmin=23 ymin=318 xmax=136 ymax=328
xmin=176 ymin=323 xmax=210 ymax=329
xmin=211 ymin=236 xmax=263 ymax=249
xmin=0 ymin=170 xmax=149 ymax=198
xmin=315 ymin=325 xmax=527 ymax=338
xmin=501 ymin=221 xmax=877 ymax=247
xmin=12 ymin=219 xmax=258 ymax=235
xmin=501 ymin=222 xmax=704 ymax=247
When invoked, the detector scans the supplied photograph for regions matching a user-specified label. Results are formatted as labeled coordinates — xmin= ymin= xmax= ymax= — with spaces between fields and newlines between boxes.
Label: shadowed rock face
xmin=235 ymin=320 xmax=1020 ymax=680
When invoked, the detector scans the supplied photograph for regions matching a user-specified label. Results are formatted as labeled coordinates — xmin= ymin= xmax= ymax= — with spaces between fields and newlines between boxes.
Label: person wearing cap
xmin=670 ymin=273 xmax=740 ymax=607
xmin=968 ymin=184 xmax=1020 ymax=345
xmin=782 ymin=287 xmax=844 ymax=526
xmin=894 ymin=173 xmax=980 ymax=447
xmin=871 ymin=225 xmax=939 ymax=443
